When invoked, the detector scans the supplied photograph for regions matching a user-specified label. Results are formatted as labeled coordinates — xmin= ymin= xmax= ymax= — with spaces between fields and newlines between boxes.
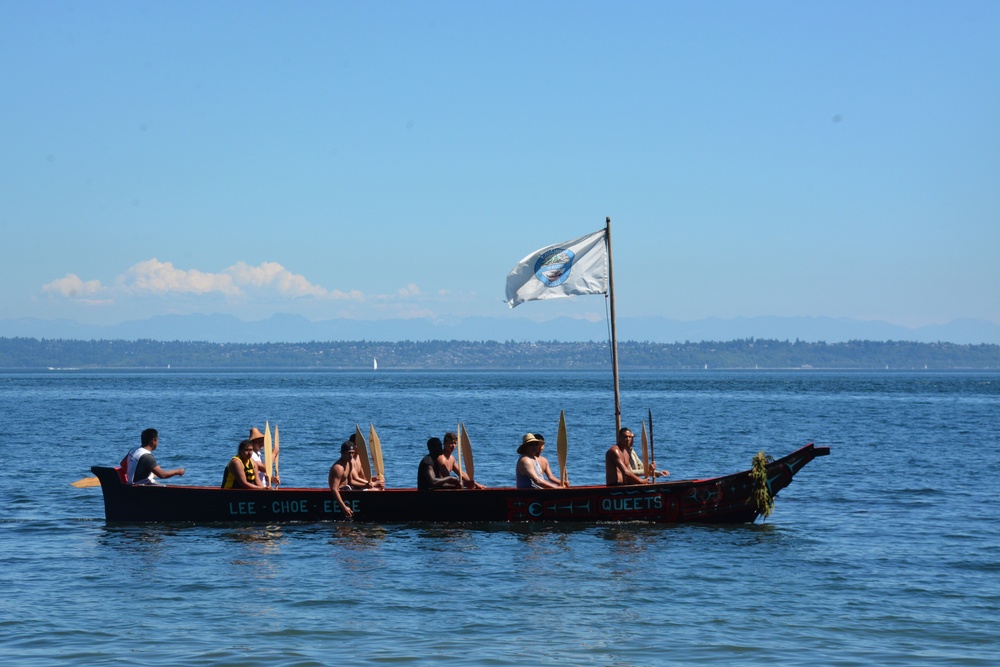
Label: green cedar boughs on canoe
xmin=749 ymin=451 xmax=774 ymax=519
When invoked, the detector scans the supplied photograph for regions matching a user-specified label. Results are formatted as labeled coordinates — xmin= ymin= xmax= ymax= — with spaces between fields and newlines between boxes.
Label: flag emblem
xmin=535 ymin=248 xmax=576 ymax=287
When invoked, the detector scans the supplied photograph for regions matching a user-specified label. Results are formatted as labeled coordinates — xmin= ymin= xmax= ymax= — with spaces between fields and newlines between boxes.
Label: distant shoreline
xmin=2 ymin=337 xmax=997 ymax=370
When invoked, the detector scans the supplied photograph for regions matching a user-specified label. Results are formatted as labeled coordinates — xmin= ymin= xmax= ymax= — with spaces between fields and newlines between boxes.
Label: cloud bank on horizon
xmin=2 ymin=2 xmax=998 ymax=331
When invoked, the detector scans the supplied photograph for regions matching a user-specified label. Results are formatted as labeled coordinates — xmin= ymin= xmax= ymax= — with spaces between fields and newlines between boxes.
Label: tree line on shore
xmin=1 ymin=337 xmax=997 ymax=370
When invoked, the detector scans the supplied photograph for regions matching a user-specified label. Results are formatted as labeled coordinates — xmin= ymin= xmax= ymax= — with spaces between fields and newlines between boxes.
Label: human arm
xmin=140 ymin=453 xmax=183 ymax=481
xmin=649 ymin=460 xmax=669 ymax=477
xmin=517 ymin=457 xmax=561 ymax=489
xmin=538 ymin=456 xmax=563 ymax=486
xmin=441 ymin=454 xmax=485 ymax=489
xmin=152 ymin=464 xmax=185 ymax=479
xmin=349 ymin=465 xmax=384 ymax=490
xmin=328 ymin=464 xmax=354 ymax=518
xmin=420 ymin=458 xmax=460 ymax=490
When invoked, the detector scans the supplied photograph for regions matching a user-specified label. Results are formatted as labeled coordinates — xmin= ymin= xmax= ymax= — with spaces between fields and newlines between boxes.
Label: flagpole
xmin=605 ymin=216 xmax=622 ymax=433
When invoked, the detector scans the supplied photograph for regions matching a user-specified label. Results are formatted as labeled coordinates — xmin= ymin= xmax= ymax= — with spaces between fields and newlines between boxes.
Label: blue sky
xmin=2 ymin=1 xmax=997 ymax=332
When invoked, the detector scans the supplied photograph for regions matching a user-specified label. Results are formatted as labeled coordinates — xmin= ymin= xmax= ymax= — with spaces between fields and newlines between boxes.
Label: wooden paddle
xmin=70 ymin=476 xmax=100 ymax=488
xmin=263 ymin=421 xmax=274 ymax=488
xmin=353 ymin=424 xmax=373 ymax=481
xmin=557 ymin=410 xmax=568 ymax=486
xmin=369 ymin=423 xmax=385 ymax=482
xmin=273 ymin=424 xmax=280 ymax=487
xmin=460 ymin=422 xmax=474 ymax=488
xmin=640 ymin=420 xmax=650 ymax=480
xmin=455 ymin=420 xmax=463 ymax=488
xmin=648 ymin=408 xmax=656 ymax=477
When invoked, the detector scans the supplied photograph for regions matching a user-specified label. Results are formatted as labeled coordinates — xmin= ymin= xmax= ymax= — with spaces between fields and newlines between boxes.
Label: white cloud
xmin=397 ymin=283 xmax=421 ymax=298
xmin=120 ymin=259 xmax=241 ymax=296
xmin=225 ymin=261 xmax=332 ymax=297
xmin=42 ymin=274 xmax=108 ymax=302
xmin=41 ymin=260 xmax=431 ymax=312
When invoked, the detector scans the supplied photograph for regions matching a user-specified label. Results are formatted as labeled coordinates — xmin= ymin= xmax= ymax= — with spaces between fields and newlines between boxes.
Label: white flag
xmin=506 ymin=229 xmax=608 ymax=308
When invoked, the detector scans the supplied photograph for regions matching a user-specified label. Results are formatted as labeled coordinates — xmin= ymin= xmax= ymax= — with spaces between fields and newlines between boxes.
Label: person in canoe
xmin=533 ymin=433 xmax=569 ymax=488
xmin=438 ymin=431 xmax=485 ymax=489
xmin=625 ymin=434 xmax=669 ymax=480
xmin=515 ymin=433 xmax=563 ymax=489
xmin=417 ymin=437 xmax=461 ymax=491
xmin=606 ymin=428 xmax=649 ymax=486
xmin=122 ymin=428 xmax=185 ymax=485
xmin=328 ymin=441 xmax=358 ymax=518
xmin=346 ymin=433 xmax=384 ymax=490
xmin=249 ymin=427 xmax=280 ymax=487
xmin=222 ymin=439 xmax=264 ymax=489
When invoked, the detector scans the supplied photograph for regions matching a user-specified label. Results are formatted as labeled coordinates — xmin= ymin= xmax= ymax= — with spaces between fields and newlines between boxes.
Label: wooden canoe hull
xmin=91 ymin=443 xmax=829 ymax=524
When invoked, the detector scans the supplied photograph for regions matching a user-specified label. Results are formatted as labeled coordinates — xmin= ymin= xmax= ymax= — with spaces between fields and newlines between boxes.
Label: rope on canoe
xmin=749 ymin=451 xmax=774 ymax=519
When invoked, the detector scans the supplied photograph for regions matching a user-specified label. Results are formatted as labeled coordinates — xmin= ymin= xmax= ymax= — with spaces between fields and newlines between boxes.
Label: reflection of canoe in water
xmin=90 ymin=443 xmax=828 ymax=524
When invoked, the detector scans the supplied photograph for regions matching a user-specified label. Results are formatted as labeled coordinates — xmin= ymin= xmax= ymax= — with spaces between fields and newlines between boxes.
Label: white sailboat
xmin=373 ymin=357 xmax=378 ymax=371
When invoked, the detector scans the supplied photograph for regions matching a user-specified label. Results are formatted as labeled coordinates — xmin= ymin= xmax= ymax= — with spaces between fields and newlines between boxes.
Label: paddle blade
xmin=369 ymin=423 xmax=384 ymax=480
xmin=648 ymin=408 xmax=655 ymax=464
xmin=263 ymin=421 xmax=274 ymax=487
xmin=354 ymin=424 xmax=373 ymax=480
xmin=640 ymin=420 xmax=650 ymax=479
xmin=455 ymin=421 xmax=463 ymax=482
xmin=70 ymin=476 xmax=100 ymax=488
xmin=460 ymin=422 xmax=474 ymax=483
xmin=557 ymin=410 xmax=568 ymax=485
xmin=273 ymin=424 xmax=280 ymax=482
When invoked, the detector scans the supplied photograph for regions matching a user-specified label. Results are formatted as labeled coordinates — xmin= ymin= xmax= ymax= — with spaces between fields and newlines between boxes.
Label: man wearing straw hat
xmin=515 ymin=433 xmax=562 ymax=489
xmin=249 ymin=427 xmax=280 ymax=487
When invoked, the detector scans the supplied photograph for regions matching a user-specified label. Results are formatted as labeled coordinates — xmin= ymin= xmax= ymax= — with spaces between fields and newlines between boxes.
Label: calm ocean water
xmin=1 ymin=370 xmax=998 ymax=666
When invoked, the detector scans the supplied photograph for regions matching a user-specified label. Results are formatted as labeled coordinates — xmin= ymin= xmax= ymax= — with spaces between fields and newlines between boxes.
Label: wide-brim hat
xmin=517 ymin=433 xmax=542 ymax=455
xmin=249 ymin=427 xmax=265 ymax=442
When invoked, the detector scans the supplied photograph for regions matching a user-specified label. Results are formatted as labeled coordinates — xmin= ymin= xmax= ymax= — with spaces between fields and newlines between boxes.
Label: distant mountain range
xmin=2 ymin=314 xmax=998 ymax=345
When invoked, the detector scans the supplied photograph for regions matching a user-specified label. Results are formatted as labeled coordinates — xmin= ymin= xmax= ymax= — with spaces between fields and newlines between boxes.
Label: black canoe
xmin=91 ymin=443 xmax=829 ymax=524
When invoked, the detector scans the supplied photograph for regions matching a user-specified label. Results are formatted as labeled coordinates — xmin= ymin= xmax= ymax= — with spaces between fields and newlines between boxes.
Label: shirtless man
xmin=328 ymin=441 xmax=358 ymax=518
xmin=605 ymin=427 xmax=649 ymax=486
xmin=438 ymin=431 xmax=485 ymax=489
xmin=344 ymin=434 xmax=384 ymax=490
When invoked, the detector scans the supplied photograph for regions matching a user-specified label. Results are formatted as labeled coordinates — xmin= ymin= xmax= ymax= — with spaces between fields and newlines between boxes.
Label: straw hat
xmin=249 ymin=427 xmax=265 ymax=442
xmin=517 ymin=433 xmax=543 ymax=455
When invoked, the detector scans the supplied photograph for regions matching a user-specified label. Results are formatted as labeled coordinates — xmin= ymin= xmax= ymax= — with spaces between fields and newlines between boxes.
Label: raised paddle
xmin=460 ymin=422 xmax=475 ymax=488
xmin=353 ymin=424 xmax=373 ymax=481
xmin=369 ymin=423 xmax=385 ymax=483
xmin=650 ymin=408 xmax=657 ymax=478
xmin=640 ymin=420 xmax=650 ymax=481
xmin=455 ymin=420 xmax=463 ymax=488
xmin=557 ymin=410 xmax=568 ymax=486
xmin=264 ymin=421 xmax=274 ymax=488
xmin=273 ymin=424 xmax=280 ymax=487
xmin=70 ymin=476 xmax=100 ymax=488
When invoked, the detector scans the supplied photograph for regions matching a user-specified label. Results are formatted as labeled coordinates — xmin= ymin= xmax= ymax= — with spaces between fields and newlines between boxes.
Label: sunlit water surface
xmin=2 ymin=370 xmax=998 ymax=665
